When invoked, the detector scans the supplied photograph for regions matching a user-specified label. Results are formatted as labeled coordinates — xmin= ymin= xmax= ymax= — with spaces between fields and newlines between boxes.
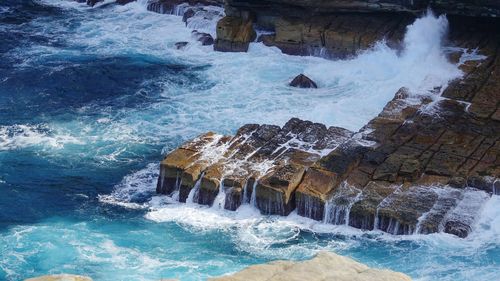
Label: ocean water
xmin=0 ymin=1 xmax=498 ymax=280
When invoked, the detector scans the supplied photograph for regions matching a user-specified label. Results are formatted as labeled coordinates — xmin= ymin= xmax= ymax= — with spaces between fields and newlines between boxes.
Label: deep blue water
xmin=0 ymin=1 xmax=499 ymax=280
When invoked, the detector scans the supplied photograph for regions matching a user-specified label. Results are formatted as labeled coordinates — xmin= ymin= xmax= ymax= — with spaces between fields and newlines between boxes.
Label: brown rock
xmin=214 ymin=16 xmax=256 ymax=52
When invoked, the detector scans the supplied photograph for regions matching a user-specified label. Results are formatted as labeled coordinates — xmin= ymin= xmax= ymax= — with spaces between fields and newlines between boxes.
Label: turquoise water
xmin=0 ymin=1 xmax=498 ymax=280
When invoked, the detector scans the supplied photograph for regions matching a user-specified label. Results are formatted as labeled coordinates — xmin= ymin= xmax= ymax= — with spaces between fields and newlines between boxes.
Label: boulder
xmin=209 ymin=251 xmax=412 ymax=281
xmin=289 ymin=74 xmax=317 ymax=88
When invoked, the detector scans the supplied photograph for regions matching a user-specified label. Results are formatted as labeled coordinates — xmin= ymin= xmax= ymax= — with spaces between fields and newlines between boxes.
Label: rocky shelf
xmin=156 ymin=12 xmax=500 ymax=237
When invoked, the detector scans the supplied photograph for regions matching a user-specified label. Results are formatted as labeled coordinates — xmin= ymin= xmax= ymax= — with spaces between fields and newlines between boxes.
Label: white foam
xmin=0 ymin=124 xmax=83 ymax=151
xmin=98 ymin=163 xmax=159 ymax=209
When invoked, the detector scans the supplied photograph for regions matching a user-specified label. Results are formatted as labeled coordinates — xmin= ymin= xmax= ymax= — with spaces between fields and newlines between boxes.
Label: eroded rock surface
xmin=153 ymin=1 xmax=499 ymax=238
xmin=209 ymin=251 xmax=412 ymax=281
xmin=157 ymin=119 xmax=352 ymax=212
xmin=157 ymin=22 xmax=499 ymax=236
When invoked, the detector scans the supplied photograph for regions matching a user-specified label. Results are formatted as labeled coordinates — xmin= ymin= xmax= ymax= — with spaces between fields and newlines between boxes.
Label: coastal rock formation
xmin=157 ymin=18 xmax=500 ymax=236
xmin=214 ymin=15 xmax=257 ymax=52
xmin=216 ymin=0 xmax=500 ymax=56
xmin=289 ymin=74 xmax=317 ymax=88
xmin=210 ymin=251 xmax=412 ymax=281
xmin=151 ymin=0 xmax=499 ymax=238
xmin=157 ymin=119 xmax=352 ymax=212
xmin=25 ymin=275 xmax=93 ymax=281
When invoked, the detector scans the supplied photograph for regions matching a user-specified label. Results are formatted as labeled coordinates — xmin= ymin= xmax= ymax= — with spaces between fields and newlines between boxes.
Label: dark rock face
xmin=146 ymin=0 xmax=223 ymax=14
xmin=116 ymin=0 xmax=136 ymax=5
xmin=217 ymin=0 xmax=500 ymax=56
xmin=225 ymin=0 xmax=500 ymax=18
xmin=289 ymin=74 xmax=317 ymax=88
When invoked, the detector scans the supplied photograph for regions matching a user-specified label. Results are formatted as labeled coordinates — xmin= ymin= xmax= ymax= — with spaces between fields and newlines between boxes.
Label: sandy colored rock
xmin=209 ymin=251 xmax=412 ymax=281
xmin=25 ymin=275 xmax=92 ymax=281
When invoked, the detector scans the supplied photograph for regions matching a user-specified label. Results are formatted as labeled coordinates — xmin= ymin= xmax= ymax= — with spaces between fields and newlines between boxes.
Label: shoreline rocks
xmin=24 ymin=252 xmax=412 ymax=281
xmin=210 ymin=251 xmax=412 ymax=281
xmin=156 ymin=19 xmax=500 ymax=236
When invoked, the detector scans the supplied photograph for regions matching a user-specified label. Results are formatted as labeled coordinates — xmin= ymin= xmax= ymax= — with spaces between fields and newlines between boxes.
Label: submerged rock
xmin=289 ymin=74 xmax=317 ymax=88
xmin=174 ymin=41 xmax=189 ymax=49
xmin=192 ymin=31 xmax=214 ymax=46
xmin=209 ymin=251 xmax=412 ymax=281
xmin=86 ymin=0 xmax=103 ymax=7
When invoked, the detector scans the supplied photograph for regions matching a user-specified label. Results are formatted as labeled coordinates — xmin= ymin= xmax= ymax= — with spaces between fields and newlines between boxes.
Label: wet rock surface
xmin=157 ymin=16 xmax=499 ymax=237
xmin=153 ymin=1 xmax=499 ymax=238
xmin=157 ymin=118 xmax=352 ymax=212
xmin=289 ymin=74 xmax=317 ymax=88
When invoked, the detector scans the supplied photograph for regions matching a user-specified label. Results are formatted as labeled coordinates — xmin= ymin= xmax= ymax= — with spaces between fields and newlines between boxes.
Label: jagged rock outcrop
xmin=151 ymin=0 xmax=499 ymax=238
xmin=157 ymin=119 xmax=352 ymax=213
xmin=210 ymin=251 xmax=412 ymax=281
xmin=157 ymin=17 xmax=500 ymax=237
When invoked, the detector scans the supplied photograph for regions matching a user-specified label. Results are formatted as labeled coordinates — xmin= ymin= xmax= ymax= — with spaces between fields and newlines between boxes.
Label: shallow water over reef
xmin=0 ymin=1 xmax=498 ymax=281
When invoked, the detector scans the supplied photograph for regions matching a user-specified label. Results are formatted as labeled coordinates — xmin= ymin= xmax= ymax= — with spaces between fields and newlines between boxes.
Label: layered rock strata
xmin=157 ymin=19 xmax=500 ymax=237
xmin=157 ymin=119 xmax=352 ymax=214
xmin=218 ymin=0 xmax=500 ymax=55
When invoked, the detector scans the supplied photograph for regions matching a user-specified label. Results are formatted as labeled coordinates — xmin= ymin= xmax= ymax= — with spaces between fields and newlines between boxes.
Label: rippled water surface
xmin=0 ymin=1 xmax=498 ymax=280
